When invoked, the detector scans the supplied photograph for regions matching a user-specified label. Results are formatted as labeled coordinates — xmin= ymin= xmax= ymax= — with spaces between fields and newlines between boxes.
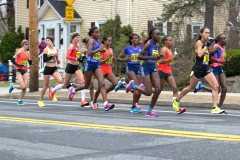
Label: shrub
xmin=223 ymin=49 xmax=240 ymax=76
xmin=0 ymin=20 xmax=24 ymax=62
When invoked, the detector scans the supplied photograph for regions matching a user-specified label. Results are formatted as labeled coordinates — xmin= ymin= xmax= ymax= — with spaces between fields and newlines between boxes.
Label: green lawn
xmin=0 ymin=79 xmax=58 ymax=87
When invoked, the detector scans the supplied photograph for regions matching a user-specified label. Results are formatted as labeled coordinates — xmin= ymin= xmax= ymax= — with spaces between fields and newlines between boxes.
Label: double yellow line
xmin=0 ymin=116 xmax=240 ymax=142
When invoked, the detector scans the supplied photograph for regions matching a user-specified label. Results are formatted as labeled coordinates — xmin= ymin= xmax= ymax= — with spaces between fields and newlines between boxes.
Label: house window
xmin=71 ymin=25 xmax=77 ymax=33
xmin=153 ymin=19 xmax=167 ymax=36
xmin=95 ymin=19 xmax=107 ymax=32
xmin=47 ymin=28 xmax=55 ymax=37
xmin=192 ymin=22 xmax=204 ymax=38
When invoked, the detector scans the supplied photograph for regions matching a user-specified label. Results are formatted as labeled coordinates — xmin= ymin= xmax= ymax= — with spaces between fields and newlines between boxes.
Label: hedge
xmin=223 ymin=49 xmax=240 ymax=76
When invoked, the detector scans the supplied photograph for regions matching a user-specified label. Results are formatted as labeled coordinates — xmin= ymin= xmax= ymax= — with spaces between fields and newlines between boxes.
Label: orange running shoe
xmin=49 ymin=87 xmax=54 ymax=101
xmin=80 ymin=100 xmax=89 ymax=107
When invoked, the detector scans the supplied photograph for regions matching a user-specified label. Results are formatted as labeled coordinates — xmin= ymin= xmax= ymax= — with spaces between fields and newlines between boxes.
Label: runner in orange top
xmin=93 ymin=36 xmax=118 ymax=105
xmin=157 ymin=36 xmax=185 ymax=113
xmin=8 ymin=39 xmax=34 ymax=105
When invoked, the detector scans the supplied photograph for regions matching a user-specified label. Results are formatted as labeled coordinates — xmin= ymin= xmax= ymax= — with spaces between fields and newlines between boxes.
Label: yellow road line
xmin=0 ymin=116 xmax=240 ymax=142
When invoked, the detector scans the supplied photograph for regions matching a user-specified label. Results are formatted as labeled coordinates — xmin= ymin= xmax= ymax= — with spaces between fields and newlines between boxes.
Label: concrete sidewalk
xmin=0 ymin=87 xmax=240 ymax=110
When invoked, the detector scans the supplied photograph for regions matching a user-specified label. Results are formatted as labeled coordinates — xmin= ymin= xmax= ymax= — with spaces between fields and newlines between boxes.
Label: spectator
xmin=39 ymin=38 xmax=47 ymax=55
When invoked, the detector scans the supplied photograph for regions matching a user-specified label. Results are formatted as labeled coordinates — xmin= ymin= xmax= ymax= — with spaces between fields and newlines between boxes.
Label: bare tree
xmin=0 ymin=0 xmax=15 ymax=36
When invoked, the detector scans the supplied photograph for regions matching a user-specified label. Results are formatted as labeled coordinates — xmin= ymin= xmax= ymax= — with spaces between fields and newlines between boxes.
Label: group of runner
xmin=8 ymin=26 xmax=230 ymax=117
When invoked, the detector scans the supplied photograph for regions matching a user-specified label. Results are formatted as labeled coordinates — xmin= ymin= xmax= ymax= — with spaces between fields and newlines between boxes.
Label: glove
xmin=81 ymin=55 xmax=87 ymax=62
xmin=57 ymin=59 xmax=61 ymax=64
xmin=205 ymin=37 xmax=215 ymax=49
xmin=52 ymin=53 xmax=58 ymax=57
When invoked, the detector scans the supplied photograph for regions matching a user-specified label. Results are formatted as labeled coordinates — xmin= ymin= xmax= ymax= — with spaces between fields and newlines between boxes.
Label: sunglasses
xmin=25 ymin=44 xmax=29 ymax=45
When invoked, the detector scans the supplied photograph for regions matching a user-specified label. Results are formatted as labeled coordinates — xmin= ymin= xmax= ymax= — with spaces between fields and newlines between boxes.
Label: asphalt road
xmin=0 ymin=98 xmax=240 ymax=160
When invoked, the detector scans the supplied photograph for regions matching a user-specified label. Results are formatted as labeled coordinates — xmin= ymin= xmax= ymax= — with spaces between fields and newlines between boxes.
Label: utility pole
xmin=29 ymin=0 xmax=39 ymax=92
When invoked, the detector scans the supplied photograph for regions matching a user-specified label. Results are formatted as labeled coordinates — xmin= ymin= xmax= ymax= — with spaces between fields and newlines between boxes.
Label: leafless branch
xmin=0 ymin=3 xmax=7 ymax=7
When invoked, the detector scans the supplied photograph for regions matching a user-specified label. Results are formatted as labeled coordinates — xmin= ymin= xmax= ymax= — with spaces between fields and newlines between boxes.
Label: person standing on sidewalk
xmin=193 ymin=34 xmax=231 ymax=112
xmin=115 ymin=33 xmax=143 ymax=113
xmin=49 ymin=32 xmax=88 ymax=107
xmin=8 ymin=39 xmax=33 ymax=105
xmin=92 ymin=36 xmax=118 ymax=106
xmin=68 ymin=27 xmax=115 ymax=111
xmin=124 ymin=28 xmax=161 ymax=117
xmin=173 ymin=27 xmax=224 ymax=114
xmin=157 ymin=36 xmax=186 ymax=114
xmin=38 ymin=36 xmax=63 ymax=107
xmin=39 ymin=38 xmax=47 ymax=55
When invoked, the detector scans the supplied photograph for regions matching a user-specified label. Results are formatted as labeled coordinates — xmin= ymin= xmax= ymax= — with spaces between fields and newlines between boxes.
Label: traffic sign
xmin=65 ymin=0 xmax=75 ymax=6
xmin=65 ymin=6 xmax=74 ymax=21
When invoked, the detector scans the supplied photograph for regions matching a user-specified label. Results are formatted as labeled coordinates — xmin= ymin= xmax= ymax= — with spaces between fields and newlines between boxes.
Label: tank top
xmin=101 ymin=48 xmax=113 ymax=70
xmin=124 ymin=45 xmax=142 ymax=65
xmin=88 ymin=39 xmax=101 ymax=62
xmin=210 ymin=44 xmax=225 ymax=67
xmin=157 ymin=47 xmax=172 ymax=74
xmin=192 ymin=40 xmax=209 ymax=71
xmin=46 ymin=47 xmax=57 ymax=63
xmin=144 ymin=40 xmax=159 ymax=63
xmin=67 ymin=43 xmax=79 ymax=60
xmin=15 ymin=50 xmax=29 ymax=70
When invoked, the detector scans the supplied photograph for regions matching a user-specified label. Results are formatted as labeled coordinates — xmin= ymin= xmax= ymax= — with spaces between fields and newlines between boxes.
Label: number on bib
xmin=152 ymin=50 xmax=159 ymax=56
xmin=106 ymin=57 xmax=113 ymax=65
xmin=93 ymin=52 xmax=100 ymax=60
xmin=22 ymin=60 xmax=28 ymax=66
xmin=76 ymin=51 xmax=81 ymax=58
xmin=131 ymin=54 xmax=138 ymax=62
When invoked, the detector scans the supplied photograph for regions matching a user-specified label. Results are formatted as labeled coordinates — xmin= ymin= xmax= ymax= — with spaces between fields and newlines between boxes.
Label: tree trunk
xmin=29 ymin=0 xmax=39 ymax=92
xmin=204 ymin=0 xmax=214 ymax=37
xmin=7 ymin=0 xmax=15 ymax=27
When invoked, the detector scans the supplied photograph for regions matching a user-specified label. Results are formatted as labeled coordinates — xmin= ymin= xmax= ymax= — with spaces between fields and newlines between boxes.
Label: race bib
xmin=152 ymin=50 xmax=159 ymax=56
xmin=131 ymin=53 xmax=139 ymax=62
xmin=22 ymin=60 xmax=28 ymax=66
xmin=223 ymin=52 xmax=226 ymax=59
xmin=203 ymin=53 xmax=209 ymax=65
xmin=106 ymin=57 xmax=113 ymax=65
xmin=93 ymin=52 xmax=100 ymax=60
xmin=76 ymin=51 xmax=81 ymax=58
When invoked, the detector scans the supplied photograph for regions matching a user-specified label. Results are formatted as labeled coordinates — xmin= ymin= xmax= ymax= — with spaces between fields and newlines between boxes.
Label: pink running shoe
xmin=145 ymin=111 xmax=159 ymax=117
xmin=104 ymin=103 xmax=115 ymax=111
xmin=135 ymin=103 xmax=141 ymax=110
xmin=125 ymin=80 xmax=135 ymax=93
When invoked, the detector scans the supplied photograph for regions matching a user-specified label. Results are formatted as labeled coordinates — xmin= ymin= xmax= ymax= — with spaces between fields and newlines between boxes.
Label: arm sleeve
xmin=66 ymin=50 xmax=76 ymax=60
xmin=43 ymin=54 xmax=52 ymax=62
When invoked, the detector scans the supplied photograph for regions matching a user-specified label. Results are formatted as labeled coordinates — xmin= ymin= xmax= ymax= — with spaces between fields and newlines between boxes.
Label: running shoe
xmin=114 ymin=81 xmax=123 ymax=92
xmin=114 ymin=78 xmax=126 ymax=92
xmin=53 ymin=94 xmax=58 ymax=102
xmin=130 ymin=107 xmax=141 ymax=113
xmin=90 ymin=101 xmax=99 ymax=109
xmin=49 ymin=87 xmax=54 ymax=101
xmin=136 ymin=83 xmax=145 ymax=95
xmin=173 ymin=98 xmax=180 ymax=112
xmin=8 ymin=83 xmax=14 ymax=94
xmin=38 ymin=100 xmax=45 ymax=107
xmin=135 ymin=103 xmax=141 ymax=110
xmin=126 ymin=80 xmax=135 ymax=93
xmin=145 ymin=111 xmax=159 ymax=117
xmin=68 ymin=87 xmax=75 ymax=101
xmin=177 ymin=107 xmax=186 ymax=114
xmin=218 ymin=106 xmax=227 ymax=114
xmin=17 ymin=101 xmax=25 ymax=105
xmin=211 ymin=107 xmax=225 ymax=114
xmin=104 ymin=103 xmax=115 ymax=111
xmin=194 ymin=81 xmax=203 ymax=93
xmin=81 ymin=100 xmax=89 ymax=107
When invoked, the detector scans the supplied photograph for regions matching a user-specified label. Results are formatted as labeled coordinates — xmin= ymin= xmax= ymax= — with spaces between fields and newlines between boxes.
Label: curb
xmin=1 ymin=94 xmax=240 ymax=110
